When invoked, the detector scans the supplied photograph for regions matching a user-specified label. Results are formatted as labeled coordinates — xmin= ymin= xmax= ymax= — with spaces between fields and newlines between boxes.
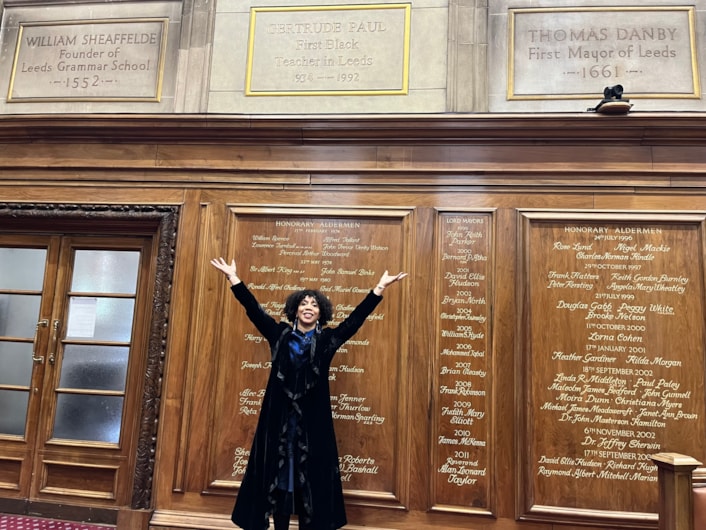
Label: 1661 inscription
xmin=509 ymin=7 xmax=699 ymax=100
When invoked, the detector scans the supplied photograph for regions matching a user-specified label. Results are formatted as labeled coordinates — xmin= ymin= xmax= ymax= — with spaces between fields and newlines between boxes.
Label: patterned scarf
xmin=288 ymin=327 xmax=315 ymax=368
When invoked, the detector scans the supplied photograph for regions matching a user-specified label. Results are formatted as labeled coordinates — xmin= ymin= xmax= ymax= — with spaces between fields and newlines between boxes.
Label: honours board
xmin=211 ymin=208 xmax=410 ymax=506
xmin=520 ymin=211 xmax=706 ymax=523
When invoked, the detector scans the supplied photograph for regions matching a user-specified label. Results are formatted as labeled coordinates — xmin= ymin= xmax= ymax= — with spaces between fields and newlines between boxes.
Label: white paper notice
xmin=67 ymin=297 xmax=98 ymax=338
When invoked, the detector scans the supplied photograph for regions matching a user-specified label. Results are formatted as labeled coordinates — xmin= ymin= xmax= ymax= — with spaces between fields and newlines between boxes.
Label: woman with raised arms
xmin=210 ymin=256 xmax=407 ymax=530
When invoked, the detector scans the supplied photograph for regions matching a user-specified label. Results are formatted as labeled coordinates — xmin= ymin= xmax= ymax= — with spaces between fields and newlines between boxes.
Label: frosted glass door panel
xmin=53 ymin=394 xmax=124 ymax=443
xmin=0 ymin=341 xmax=33 ymax=386
xmin=52 ymin=248 xmax=141 ymax=445
xmin=0 ymin=248 xmax=46 ymax=290
xmin=0 ymin=245 xmax=47 ymax=440
xmin=65 ymin=297 xmax=135 ymax=342
xmin=70 ymin=250 xmax=139 ymax=294
xmin=0 ymin=390 xmax=29 ymax=437
xmin=0 ymin=294 xmax=41 ymax=337
xmin=59 ymin=345 xmax=129 ymax=392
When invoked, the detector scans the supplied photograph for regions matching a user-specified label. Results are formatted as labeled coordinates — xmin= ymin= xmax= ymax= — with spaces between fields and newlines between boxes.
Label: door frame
xmin=0 ymin=202 xmax=179 ymax=519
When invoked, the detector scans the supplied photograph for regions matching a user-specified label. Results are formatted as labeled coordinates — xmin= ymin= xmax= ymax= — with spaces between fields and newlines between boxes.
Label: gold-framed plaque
xmin=245 ymin=4 xmax=411 ymax=96
xmin=7 ymin=18 xmax=169 ymax=102
xmin=508 ymin=7 xmax=700 ymax=100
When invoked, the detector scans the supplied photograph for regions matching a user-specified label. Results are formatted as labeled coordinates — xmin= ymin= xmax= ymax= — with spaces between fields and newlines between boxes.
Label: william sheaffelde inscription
xmin=246 ymin=5 xmax=410 ymax=95
xmin=509 ymin=7 xmax=698 ymax=99
xmin=8 ymin=19 xmax=167 ymax=101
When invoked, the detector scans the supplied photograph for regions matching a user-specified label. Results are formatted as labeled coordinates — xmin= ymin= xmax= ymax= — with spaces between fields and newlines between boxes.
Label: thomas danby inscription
xmin=8 ymin=19 xmax=168 ymax=102
xmin=523 ymin=213 xmax=706 ymax=520
xmin=509 ymin=7 xmax=699 ymax=99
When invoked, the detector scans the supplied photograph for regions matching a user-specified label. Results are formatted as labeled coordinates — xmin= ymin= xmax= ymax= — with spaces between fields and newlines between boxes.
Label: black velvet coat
xmin=230 ymin=282 xmax=382 ymax=530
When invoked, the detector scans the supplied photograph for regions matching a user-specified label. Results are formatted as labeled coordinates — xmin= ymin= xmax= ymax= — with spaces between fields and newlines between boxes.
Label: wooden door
xmin=0 ymin=234 xmax=153 ymax=508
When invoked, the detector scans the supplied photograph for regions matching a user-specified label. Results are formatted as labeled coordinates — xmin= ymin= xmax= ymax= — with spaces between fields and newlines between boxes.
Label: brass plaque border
xmin=7 ymin=18 xmax=169 ymax=103
xmin=507 ymin=6 xmax=700 ymax=101
xmin=244 ymin=4 xmax=412 ymax=97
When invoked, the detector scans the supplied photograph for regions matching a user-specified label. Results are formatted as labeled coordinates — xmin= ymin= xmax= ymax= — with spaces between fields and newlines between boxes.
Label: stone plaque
xmin=7 ymin=19 xmax=168 ymax=102
xmin=508 ymin=7 xmax=699 ymax=100
xmin=245 ymin=4 xmax=411 ymax=96
xmin=520 ymin=211 xmax=706 ymax=524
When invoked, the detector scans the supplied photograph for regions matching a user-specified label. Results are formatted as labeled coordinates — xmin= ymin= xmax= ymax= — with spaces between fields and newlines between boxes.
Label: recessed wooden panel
xmin=0 ymin=458 xmax=22 ymax=490
xmin=7 ymin=115 xmax=706 ymax=530
xmin=519 ymin=210 xmax=706 ymax=525
xmin=206 ymin=206 xmax=411 ymax=508
xmin=430 ymin=210 xmax=494 ymax=515
xmin=40 ymin=461 xmax=118 ymax=499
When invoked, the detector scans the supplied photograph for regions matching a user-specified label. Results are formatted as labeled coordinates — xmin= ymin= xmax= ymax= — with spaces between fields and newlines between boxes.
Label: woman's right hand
xmin=210 ymin=257 xmax=241 ymax=285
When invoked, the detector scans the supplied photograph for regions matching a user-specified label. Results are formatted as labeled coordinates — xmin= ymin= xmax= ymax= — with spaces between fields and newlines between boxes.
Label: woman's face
xmin=297 ymin=295 xmax=320 ymax=331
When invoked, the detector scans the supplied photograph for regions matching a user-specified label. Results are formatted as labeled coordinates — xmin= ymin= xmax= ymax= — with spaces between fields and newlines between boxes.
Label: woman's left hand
xmin=374 ymin=270 xmax=408 ymax=295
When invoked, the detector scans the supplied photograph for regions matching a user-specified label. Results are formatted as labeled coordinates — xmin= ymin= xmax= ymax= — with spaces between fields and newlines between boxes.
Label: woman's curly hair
xmin=283 ymin=289 xmax=334 ymax=326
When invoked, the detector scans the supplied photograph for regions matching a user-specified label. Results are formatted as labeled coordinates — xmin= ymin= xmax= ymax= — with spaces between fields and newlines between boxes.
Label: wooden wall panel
xmin=204 ymin=206 xmax=412 ymax=509
xmin=518 ymin=211 xmax=706 ymax=526
xmin=1 ymin=115 xmax=706 ymax=530
xmin=430 ymin=210 xmax=494 ymax=515
xmin=0 ymin=458 xmax=22 ymax=492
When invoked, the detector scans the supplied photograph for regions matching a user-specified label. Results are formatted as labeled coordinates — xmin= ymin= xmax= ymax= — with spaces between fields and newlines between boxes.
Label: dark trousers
xmin=273 ymin=513 xmax=312 ymax=530
xmin=272 ymin=488 xmax=311 ymax=530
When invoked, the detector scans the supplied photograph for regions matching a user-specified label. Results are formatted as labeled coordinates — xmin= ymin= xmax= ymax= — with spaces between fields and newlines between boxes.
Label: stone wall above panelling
xmin=0 ymin=1 xmax=182 ymax=114
xmin=3 ymin=0 xmax=705 ymax=115
xmin=208 ymin=0 xmax=449 ymax=114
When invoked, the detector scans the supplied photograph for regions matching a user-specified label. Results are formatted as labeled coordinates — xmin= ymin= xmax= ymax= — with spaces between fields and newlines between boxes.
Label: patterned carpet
xmin=0 ymin=515 xmax=113 ymax=530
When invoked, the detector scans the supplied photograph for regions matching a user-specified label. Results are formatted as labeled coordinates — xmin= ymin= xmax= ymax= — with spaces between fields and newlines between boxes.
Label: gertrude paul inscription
xmin=508 ymin=7 xmax=699 ymax=100
xmin=7 ymin=19 xmax=168 ymax=102
xmin=521 ymin=212 xmax=706 ymax=521
xmin=245 ymin=4 xmax=411 ymax=96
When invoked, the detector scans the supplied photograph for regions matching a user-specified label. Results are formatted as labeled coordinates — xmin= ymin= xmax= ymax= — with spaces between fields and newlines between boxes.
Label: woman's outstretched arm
xmin=210 ymin=256 xmax=282 ymax=343
xmin=210 ymin=257 xmax=241 ymax=285
xmin=373 ymin=270 xmax=408 ymax=296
